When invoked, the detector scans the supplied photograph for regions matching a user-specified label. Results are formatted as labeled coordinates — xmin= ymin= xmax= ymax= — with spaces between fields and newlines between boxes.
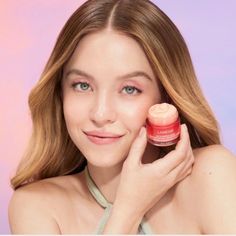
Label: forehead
xmin=64 ymin=30 xmax=156 ymax=80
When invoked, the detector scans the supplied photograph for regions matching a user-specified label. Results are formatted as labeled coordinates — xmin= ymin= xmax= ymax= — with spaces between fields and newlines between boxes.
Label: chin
xmin=80 ymin=147 xmax=129 ymax=168
xmin=72 ymin=132 xmax=132 ymax=168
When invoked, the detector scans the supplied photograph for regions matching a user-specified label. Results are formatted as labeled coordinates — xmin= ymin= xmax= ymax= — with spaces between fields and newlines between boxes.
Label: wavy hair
xmin=11 ymin=0 xmax=221 ymax=189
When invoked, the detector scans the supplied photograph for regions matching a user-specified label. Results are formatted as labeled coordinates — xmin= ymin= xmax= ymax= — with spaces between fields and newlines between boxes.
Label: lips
xmin=83 ymin=130 xmax=124 ymax=145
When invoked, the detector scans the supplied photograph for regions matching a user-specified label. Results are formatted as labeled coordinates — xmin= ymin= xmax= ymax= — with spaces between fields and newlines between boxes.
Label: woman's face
xmin=62 ymin=30 xmax=162 ymax=167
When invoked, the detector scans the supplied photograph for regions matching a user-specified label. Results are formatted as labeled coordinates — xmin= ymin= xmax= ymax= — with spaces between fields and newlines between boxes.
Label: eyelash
xmin=122 ymin=86 xmax=142 ymax=95
xmin=72 ymin=82 xmax=91 ymax=92
xmin=71 ymin=82 xmax=142 ymax=95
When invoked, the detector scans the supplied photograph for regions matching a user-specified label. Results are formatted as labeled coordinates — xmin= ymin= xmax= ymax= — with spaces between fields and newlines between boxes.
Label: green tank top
xmin=85 ymin=167 xmax=153 ymax=234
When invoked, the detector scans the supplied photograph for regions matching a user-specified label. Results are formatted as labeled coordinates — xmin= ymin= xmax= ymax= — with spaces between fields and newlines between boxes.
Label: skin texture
xmin=62 ymin=30 xmax=161 ymax=165
xmin=8 ymin=30 xmax=236 ymax=234
xmin=62 ymin=30 xmax=162 ymax=202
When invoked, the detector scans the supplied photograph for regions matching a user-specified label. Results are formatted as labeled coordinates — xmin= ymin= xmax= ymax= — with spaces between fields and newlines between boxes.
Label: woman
xmin=9 ymin=0 xmax=236 ymax=234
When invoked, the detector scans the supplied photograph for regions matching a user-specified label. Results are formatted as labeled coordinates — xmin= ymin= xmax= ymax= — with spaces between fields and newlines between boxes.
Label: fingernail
xmin=184 ymin=124 xmax=188 ymax=130
xmin=139 ymin=127 xmax=145 ymax=137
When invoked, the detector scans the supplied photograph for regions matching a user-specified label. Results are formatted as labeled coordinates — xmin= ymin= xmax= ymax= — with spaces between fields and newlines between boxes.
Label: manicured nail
xmin=139 ymin=127 xmax=145 ymax=137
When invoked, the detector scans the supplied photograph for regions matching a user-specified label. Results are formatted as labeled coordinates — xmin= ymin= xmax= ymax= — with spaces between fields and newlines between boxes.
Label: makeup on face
xmin=146 ymin=103 xmax=181 ymax=146
xmin=83 ymin=130 xmax=124 ymax=145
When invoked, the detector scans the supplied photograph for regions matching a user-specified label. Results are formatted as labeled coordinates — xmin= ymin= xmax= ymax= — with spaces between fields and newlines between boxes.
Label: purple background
xmin=0 ymin=1 xmax=235 ymax=233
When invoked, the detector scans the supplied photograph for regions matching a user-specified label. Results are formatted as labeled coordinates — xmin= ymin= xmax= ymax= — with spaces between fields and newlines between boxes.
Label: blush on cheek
xmin=120 ymin=102 xmax=150 ymax=137
xmin=122 ymin=106 xmax=147 ymax=123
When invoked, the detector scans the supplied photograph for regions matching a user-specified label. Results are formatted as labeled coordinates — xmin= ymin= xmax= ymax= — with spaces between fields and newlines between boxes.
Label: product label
xmin=146 ymin=118 xmax=181 ymax=145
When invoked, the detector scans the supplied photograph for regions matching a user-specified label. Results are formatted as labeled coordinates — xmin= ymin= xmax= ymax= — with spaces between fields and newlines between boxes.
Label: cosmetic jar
xmin=146 ymin=103 xmax=180 ymax=146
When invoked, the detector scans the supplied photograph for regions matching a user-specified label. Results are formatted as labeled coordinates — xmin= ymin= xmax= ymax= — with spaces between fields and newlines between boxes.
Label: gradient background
xmin=0 ymin=1 xmax=235 ymax=234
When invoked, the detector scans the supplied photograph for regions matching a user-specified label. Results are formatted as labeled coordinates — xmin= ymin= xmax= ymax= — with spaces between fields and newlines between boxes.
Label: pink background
xmin=1 ymin=1 xmax=235 ymax=233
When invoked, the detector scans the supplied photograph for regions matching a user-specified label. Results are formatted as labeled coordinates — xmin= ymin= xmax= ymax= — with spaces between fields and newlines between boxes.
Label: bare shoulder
xmin=193 ymin=144 xmax=236 ymax=169
xmin=190 ymin=144 xmax=236 ymax=194
xmin=176 ymin=144 xmax=236 ymax=234
xmin=8 ymin=172 xmax=87 ymax=234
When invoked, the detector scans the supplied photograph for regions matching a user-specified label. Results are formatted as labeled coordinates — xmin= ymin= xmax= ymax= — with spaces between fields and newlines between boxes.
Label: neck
xmin=86 ymin=143 xmax=160 ymax=203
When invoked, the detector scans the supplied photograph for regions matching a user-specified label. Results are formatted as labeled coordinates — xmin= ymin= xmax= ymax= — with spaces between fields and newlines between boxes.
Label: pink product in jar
xmin=146 ymin=103 xmax=181 ymax=146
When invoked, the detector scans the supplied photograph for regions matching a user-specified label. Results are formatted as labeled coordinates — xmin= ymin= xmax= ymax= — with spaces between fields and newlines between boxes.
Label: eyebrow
xmin=65 ymin=68 xmax=153 ymax=82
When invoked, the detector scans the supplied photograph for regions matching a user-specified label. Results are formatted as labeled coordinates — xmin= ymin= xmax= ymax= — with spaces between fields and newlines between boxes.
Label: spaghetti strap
xmin=84 ymin=166 xmax=153 ymax=234
xmin=85 ymin=167 xmax=111 ymax=208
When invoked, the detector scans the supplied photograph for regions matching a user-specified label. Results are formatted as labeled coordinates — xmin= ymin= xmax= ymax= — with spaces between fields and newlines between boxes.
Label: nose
xmin=89 ymin=92 xmax=117 ymax=126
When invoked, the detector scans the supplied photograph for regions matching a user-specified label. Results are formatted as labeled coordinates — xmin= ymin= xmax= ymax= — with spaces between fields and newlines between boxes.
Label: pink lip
xmin=83 ymin=131 xmax=124 ymax=145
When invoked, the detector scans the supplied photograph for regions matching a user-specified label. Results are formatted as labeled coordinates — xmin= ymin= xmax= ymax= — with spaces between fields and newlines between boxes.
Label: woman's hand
xmin=114 ymin=124 xmax=194 ymax=217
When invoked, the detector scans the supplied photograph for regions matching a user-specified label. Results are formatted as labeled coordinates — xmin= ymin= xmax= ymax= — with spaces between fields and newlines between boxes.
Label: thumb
xmin=126 ymin=127 xmax=147 ymax=166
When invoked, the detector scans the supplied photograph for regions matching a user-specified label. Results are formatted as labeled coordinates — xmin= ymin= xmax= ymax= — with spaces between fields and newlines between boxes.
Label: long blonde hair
xmin=11 ymin=0 xmax=220 ymax=190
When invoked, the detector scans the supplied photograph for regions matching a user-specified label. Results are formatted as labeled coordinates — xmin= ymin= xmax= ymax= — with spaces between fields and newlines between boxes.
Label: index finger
xmin=153 ymin=124 xmax=191 ymax=174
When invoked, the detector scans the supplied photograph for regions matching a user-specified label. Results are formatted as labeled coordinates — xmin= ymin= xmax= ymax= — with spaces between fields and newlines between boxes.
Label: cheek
xmin=118 ymin=98 xmax=155 ymax=129
xmin=63 ymin=95 xmax=85 ymax=127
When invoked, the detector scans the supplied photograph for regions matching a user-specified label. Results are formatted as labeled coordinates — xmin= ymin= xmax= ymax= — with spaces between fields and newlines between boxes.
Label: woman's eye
xmin=72 ymin=82 xmax=91 ymax=92
xmin=122 ymin=86 xmax=142 ymax=95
